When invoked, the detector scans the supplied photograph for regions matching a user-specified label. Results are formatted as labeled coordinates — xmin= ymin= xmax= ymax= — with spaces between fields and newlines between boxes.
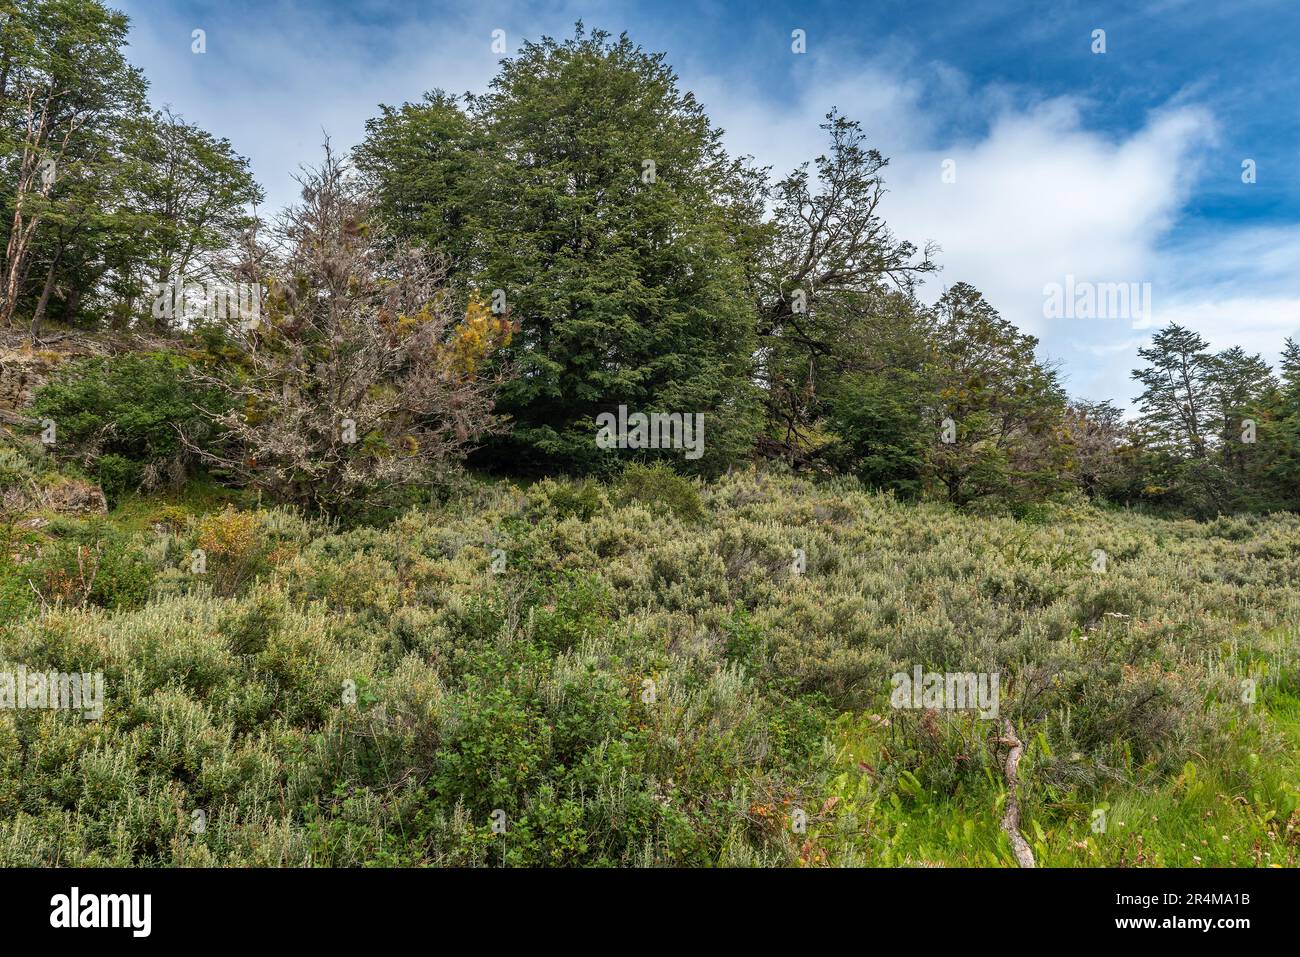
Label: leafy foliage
xmin=615 ymin=461 xmax=703 ymax=519
xmin=357 ymin=26 xmax=762 ymax=475
xmin=31 ymin=351 xmax=224 ymax=501
xmin=2 ymin=470 xmax=1296 ymax=866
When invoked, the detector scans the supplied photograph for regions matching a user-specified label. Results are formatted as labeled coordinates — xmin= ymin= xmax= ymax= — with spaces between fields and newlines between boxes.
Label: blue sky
xmin=114 ymin=0 xmax=1300 ymax=409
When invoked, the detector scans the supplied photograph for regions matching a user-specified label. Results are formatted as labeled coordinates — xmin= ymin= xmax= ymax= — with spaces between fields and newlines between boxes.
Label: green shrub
xmin=2 ymin=471 xmax=1297 ymax=867
xmin=93 ymin=454 xmax=139 ymax=503
xmin=0 ymin=543 xmax=34 ymax=624
xmin=615 ymin=462 xmax=703 ymax=519
xmin=23 ymin=520 xmax=155 ymax=611
xmin=526 ymin=478 xmax=607 ymax=521
xmin=30 ymin=351 xmax=226 ymax=503
xmin=0 ymin=436 xmax=56 ymax=513
xmin=822 ymin=371 xmax=928 ymax=497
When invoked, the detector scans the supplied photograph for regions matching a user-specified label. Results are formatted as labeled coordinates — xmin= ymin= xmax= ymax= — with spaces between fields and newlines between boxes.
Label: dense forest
xmin=2 ymin=2 xmax=1298 ymax=516
xmin=0 ymin=0 xmax=1296 ymax=871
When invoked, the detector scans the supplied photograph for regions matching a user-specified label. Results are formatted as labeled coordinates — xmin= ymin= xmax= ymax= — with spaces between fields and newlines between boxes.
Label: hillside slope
xmin=1 ymin=466 xmax=1297 ymax=866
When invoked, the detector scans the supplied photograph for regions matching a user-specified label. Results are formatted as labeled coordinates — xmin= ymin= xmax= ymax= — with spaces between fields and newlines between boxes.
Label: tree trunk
xmin=0 ymin=207 xmax=21 ymax=328
xmin=153 ymin=266 xmax=172 ymax=332
xmin=0 ymin=251 xmax=21 ymax=328
xmin=945 ymin=472 xmax=962 ymax=503
xmin=64 ymin=279 xmax=83 ymax=324
xmin=29 ymin=245 xmax=62 ymax=341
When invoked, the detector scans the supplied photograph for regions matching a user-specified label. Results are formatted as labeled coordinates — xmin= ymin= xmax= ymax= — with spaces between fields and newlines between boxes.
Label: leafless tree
xmin=189 ymin=142 xmax=513 ymax=512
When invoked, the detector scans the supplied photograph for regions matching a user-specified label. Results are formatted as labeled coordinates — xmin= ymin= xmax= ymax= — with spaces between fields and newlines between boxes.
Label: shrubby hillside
xmin=2 ymin=460 xmax=1296 ymax=866
xmin=2 ymin=1 xmax=1298 ymax=870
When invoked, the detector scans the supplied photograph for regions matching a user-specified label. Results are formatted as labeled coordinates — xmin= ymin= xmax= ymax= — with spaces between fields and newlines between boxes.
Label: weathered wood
xmin=999 ymin=718 xmax=1036 ymax=868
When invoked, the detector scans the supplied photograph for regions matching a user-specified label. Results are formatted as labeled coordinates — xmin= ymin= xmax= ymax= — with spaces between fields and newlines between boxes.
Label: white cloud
xmin=1154 ymin=296 xmax=1300 ymax=352
xmin=1149 ymin=225 xmax=1300 ymax=358
xmin=693 ymin=48 xmax=1300 ymax=406
xmin=118 ymin=0 xmax=582 ymax=212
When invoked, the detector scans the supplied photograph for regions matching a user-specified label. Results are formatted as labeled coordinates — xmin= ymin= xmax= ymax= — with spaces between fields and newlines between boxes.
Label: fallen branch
xmin=30 ymin=332 xmax=75 ymax=346
xmin=997 ymin=718 xmax=1036 ymax=868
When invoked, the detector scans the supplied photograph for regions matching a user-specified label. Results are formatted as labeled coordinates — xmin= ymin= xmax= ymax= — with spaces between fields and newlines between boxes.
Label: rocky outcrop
xmin=0 ymin=348 xmax=55 ymax=417
xmin=43 ymin=477 xmax=108 ymax=514
xmin=0 ymin=330 xmax=118 ymax=418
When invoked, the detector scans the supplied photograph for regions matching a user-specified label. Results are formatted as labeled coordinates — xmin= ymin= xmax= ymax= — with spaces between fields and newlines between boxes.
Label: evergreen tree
xmin=357 ymin=25 xmax=762 ymax=474
xmin=1206 ymin=345 xmax=1276 ymax=506
xmin=353 ymin=90 xmax=479 ymax=272
xmin=1131 ymin=323 xmax=1215 ymax=459
xmin=819 ymin=286 xmax=933 ymax=494
xmin=1260 ymin=338 xmax=1300 ymax=509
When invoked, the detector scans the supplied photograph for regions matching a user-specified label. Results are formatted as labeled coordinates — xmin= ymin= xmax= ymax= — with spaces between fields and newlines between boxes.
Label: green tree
xmin=923 ymin=282 xmax=1067 ymax=505
xmin=1255 ymin=338 xmax=1300 ymax=510
xmin=23 ymin=115 xmax=140 ymax=336
xmin=358 ymin=25 xmax=762 ymax=475
xmin=1206 ymin=345 xmax=1276 ymax=506
xmin=353 ymin=90 xmax=479 ymax=272
xmin=1129 ymin=324 xmax=1222 ymax=512
xmin=0 ymin=4 xmax=258 ymax=338
xmin=756 ymin=111 xmax=937 ymax=461
xmin=1131 ymin=323 xmax=1215 ymax=459
xmin=1128 ymin=326 xmax=1290 ymax=514
xmin=0 ymin=0 xmax=145 ymax=331
xmin=819 ymin=287 xmax=934 ymax=494
xmin=125 ymin=107 xmax=263 ymax=330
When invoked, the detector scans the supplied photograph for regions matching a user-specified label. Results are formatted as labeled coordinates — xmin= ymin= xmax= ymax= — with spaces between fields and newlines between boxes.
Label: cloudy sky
xmin=113 ymin=0 xmax=1300 ymax=409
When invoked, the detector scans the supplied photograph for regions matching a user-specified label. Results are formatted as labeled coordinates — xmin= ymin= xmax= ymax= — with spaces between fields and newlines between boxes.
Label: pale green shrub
xmin=3 ymin=469 xmax=1297 ymax=865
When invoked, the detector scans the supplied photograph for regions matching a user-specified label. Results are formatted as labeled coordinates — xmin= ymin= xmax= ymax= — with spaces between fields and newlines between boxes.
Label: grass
xmin=815 ymin=688 xmax=1299 ymax=867
xmin=102 ymin=475 xmax=253 ymax=536
xmin=1 ymin=457 xmax=1297 ymax=866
